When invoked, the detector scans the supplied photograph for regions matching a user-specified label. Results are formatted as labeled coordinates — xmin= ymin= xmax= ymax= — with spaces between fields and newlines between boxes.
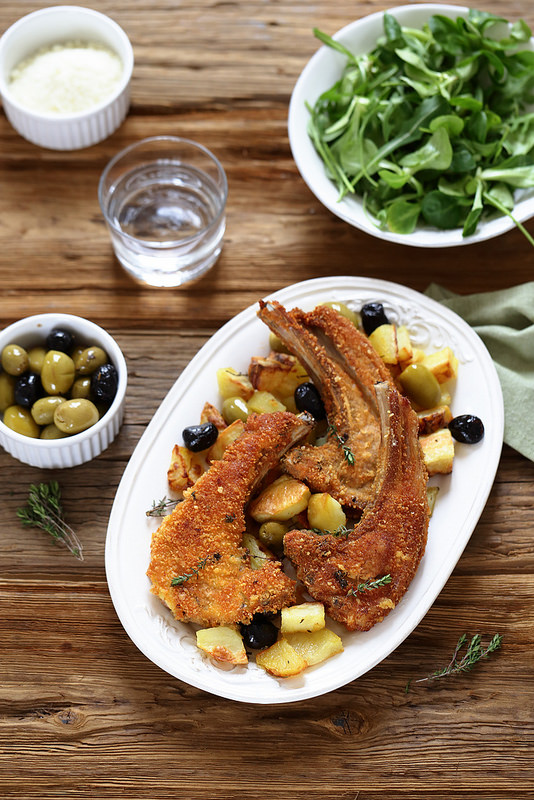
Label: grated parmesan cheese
xmin=9 ymin=40 xmax=123 ymax=114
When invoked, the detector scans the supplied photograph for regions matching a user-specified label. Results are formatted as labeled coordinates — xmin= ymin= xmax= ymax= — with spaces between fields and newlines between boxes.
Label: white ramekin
xmin=0 ymin=6 xmax=134 ymax=150
xmin=0 ymin=313 xmax=128 ymax=468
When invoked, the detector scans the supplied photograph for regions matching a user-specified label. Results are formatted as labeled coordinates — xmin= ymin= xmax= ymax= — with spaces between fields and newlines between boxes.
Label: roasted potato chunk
xmin=255 ymin=637 xmax=308 ymax=677
xmin=248 ymin=352 xmax=308 ymax=401
xmin=421 ymin=347 xmax=459 ymax=384
xmin=200 ymin=401 xmax=227 ymax=431
xmin=420 ymin=427 xmax=455 ymax=475
xmin=285 ymin=628 xmax=344 ymax=666
xmin=196 ymin=626 xmax=248 ymax=665
xmin=307 ymin=492 xmax=347 ymax=533
xmin=167 ymin=445 xmax=206 ymax=493
xmin=249 ymin=475 xmax=311 ymax=523
xmin=216 ymin=367 xmax=254 ymax=400
xmin=281 ymin=602 xmax=325 ymax=634
xmin=247 ymin=390 xmax=286 ymax=415
xmin=417 ymin=404 xmax=453 ymax=435
xmin=242 ymin=532 xmax=275 ymax=570
xmin=206 ymin=419 xmax=245 ymax=461
xmin=369 ymin=323 xmax=398 ymax=366
xmin=369 ymin=323 xmax=414 ymax=374
xmin=396 ymin=325 xmax=414 ymax=368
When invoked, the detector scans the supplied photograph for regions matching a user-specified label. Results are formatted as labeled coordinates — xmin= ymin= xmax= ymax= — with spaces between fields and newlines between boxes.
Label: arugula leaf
xmin=307 ymin=9 xmax=534 ymax=242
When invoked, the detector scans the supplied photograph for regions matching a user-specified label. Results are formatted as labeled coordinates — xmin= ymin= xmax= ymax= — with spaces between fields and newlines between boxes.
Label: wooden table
xmin=1 ymin=1 xmax=533 ymax=797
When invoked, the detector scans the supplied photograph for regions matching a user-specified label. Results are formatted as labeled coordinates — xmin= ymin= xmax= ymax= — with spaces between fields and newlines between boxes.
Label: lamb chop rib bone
xmin=283 ymin=381 xmax=429 ymax=631
xmin=257 ymin=300 xmax=394 ymax=511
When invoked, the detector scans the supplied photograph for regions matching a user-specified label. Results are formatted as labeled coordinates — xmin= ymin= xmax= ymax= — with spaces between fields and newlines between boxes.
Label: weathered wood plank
xmin=1 ymin=0 xmax=533 ymax=796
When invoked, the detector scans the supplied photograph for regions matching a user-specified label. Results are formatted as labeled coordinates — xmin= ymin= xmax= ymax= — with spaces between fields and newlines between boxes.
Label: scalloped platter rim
xmin=105 ymin=276 xmax=504 ymax=704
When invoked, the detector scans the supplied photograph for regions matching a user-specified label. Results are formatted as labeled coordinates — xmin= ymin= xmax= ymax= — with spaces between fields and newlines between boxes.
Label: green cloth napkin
xmin=426 ymin=282 xmax=534 ymax=462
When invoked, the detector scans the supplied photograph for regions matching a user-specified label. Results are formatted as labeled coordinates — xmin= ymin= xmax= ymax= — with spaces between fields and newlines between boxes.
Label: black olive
xmin=449 ymin=414 xmax=485 ymax=444
xmin=46 ymin=328 xmax=75 ymax=354
xmin=239 ymin=614 xmax=279 ymax=650
xmin=361 ymin=302 xmax=390 ymax=336
xmin=14 ymin=372 xmax=42 ymax=408
xmin=294 ymin=382 xmax=326 ymax=420
xmin=90 ymin=363 xmax=118 ymax=406
xmin=182 ymin=421 xmax=219 ymax=452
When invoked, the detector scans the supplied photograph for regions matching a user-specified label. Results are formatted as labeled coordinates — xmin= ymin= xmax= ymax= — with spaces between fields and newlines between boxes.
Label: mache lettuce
xmin=307 ymin=9 xmax=534 ymax=242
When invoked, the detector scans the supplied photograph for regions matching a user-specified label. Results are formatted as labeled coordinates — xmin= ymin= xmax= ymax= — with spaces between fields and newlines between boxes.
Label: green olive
xmin=268 ymin=332 xmax=290 ymax=354
xmin=320 ymin=302 xmax=361 ymax=327
xmin=74 ymin=346 xmax=108 ymax=375
xmin=222 ymin=396 xmax=249 ymax=424
xmin=399 ymin=363 xmax=441 ymax=410
xmin=41 ymin=350 xmax=75 ymax=395
xmin=40 ymin=423 xmax=69 ymax=440
xmin=31 ymin=395 xmax=66 ymax=425
xmin=3 ymin=404 xmax=40 ymax=438
xmin=71 ymin=345 xmax=85 ymax=363
xmin=71 ymin=376 xmax=92 ymax=399
xmin=258 ymin=521 xmax=288 ymax=554
xmin=54 ymin=398 xmax=99 ymax=434
xmin=0 ymin=372 xmax=16 ymax=412
xmin=28 ymin=346 xmax=47 ymax=373
xmin=1 ymin=343 xmax=29 ymax=375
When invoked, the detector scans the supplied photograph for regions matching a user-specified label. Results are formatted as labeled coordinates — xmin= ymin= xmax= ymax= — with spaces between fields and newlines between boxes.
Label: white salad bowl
xmin=0 ymin=6 xmax=134 ymax=150
xmin=288 ymin=4 xmax=534 ymax=247
xmin=0 ymin=313 xmax=127 ymax=468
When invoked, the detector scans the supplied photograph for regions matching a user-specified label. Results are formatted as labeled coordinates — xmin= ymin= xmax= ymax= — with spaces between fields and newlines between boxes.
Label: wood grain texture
xmin=1 ymin=1 xmax=533 ymax=798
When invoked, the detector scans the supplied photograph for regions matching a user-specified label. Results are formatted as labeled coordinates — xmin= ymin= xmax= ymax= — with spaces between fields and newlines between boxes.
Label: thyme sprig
xmin=146 ymin=496 xmax=181 ymax=517
xmin=347 ymin=574 xmax=392 ymax=595
xmin=170 ymin=553 xmax=220 ymax=587
xmin=327 ymin=423 xmax=355 ymax=465
xmin=416 ymin=633 xmax=503 ymax=683
xmin=17 ymin=481 xmax=83 ymax=560
xmin=312 ymin=524 xmax=354 ymax=539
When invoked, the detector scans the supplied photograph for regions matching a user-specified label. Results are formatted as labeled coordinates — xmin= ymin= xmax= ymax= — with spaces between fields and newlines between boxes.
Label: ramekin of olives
xmin=0 ymin=313 xmax=127 ymax=468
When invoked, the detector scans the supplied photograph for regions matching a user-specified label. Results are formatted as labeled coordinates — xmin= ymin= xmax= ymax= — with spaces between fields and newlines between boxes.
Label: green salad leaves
xmin=307 ymin=9 xmax=534 ymax=241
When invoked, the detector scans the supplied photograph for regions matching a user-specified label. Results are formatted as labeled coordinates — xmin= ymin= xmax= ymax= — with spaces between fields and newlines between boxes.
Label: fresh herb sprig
xmin=170 ymin=553 xmax=220 ymax=587
xmin=416 ymin=633 xmax=503 ymax=683
xmin=308 ymin=10 xmax=534 ymax=243
xmin=347 ymin=574 xmax=392 ymax=595
xmin=312 ymin=524 xmax=354 ymax=538
xmin=146 ymin=496 xmax=181 ymax=517
xmin=17 ymin=481 xmax=83 ymax=560
xmin=327 ymin=423 xmax=355 ymax=465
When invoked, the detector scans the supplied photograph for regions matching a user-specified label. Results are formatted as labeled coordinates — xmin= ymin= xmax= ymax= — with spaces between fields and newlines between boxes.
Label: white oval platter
xmin=105 ymin=276 xmax=504 ymax=704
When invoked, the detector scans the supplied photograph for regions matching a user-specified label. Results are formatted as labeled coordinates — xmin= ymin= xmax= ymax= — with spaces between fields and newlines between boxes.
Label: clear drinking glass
xmin=98 ymin=136 xmax=228 ymax=288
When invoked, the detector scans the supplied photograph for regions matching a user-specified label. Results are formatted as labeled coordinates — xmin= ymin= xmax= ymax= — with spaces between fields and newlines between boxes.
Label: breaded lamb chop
xmin=147 ymin=411 xmax=313 ymax=628
xmin=257 ymin=300 xmax=394 ymax=511
xmin=283 ymin=382 xmax=429 ymax=631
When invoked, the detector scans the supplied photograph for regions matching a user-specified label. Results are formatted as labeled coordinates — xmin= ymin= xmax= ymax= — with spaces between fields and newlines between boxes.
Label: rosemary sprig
xmin=146 ymin=496 xmax=181 ymax=517
xmin=327 ymin=423 xmax=355 ymax=465
xmin=312 ymin=524 xmax=354 ymax=539
xmin=347 ymin=574 xmax=392 ymax=595
xmin=170 ymin=553 xmax=220 ymax=586
xmin=17 ymin=481 xmax=83 ymax=560
xmin=416 ymin=633 xmax=503 ymax=683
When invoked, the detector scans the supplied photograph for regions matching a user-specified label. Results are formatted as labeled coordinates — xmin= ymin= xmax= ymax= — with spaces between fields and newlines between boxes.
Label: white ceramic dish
xmin=288 ymin=4 xmax=534 ymax=248
xmin=0 ymin=313 xmax=127 ymax=468
xmin=105 ymin=276 xmax=504 ymax=704
xmin=0 ymin=6 xmax=133 ymax=150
